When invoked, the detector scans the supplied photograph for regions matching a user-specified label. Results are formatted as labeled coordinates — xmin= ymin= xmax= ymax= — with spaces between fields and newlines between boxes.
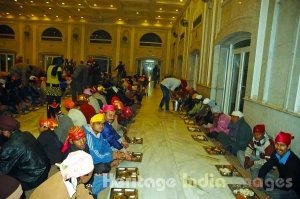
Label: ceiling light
xmin=118 ymin=18 xmax=122 ymax=21
xmin=56 ymin=16 xmax=58 ymax=18
xmin=238 ymin=1 xmax=242 ymax=4
xmin=94 ymin=4 xmax=97 ymax=6
xmin=46 ymin=1 xmax=49 ymax=4
xmin=170 ymin=22 xmax=173 ymax=24
xmin=158 ymin=16 xmax=161 ymax=18
xmin=20 ymin=5 xmax=23 ymax=8
xmin=78 ymin=8 xmax=80 ymax=11
xmin=172 ymin=16 xmax=175 ymax=19
xmin=78 ymin=3 xmax=81 ymax=6
xmin=30 ymin=0 xmax=34 ymax=3
xmin=69 ymin=16 xmax=71 ymax=18
xmin=180 ymin=0 xmax=183 ymax=2
xmin=136 ymin=11 xmax=139 ymax=14
xmin=176 ymin=9 xmax=179 ymax=12
xmin=14 ymin=0 xmax=17 ymax=2
xmin=19 ymin=13 xmax=22 ymax=15
xmin=110 ymin=4 xmax=114 ymax=8
xmin=31 ymin=14 xmax=34 ymax=16
xmin=48 ymin=7 xmax=52 ymax=10
xmin=62 ymin=3 xmax=65 ymax=5
xmin=6 ymin=12 xmax=10 ymax=15
xmin=44 ymin=14 xmax=46 ymax=17
xmin=159 ymin=8 xmax=162 ymax=11
xmin=81 ymin=16 xmax=84 ymax=19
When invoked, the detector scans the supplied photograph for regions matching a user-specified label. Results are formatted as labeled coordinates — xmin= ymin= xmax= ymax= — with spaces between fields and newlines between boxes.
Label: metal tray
xmin=228 ymin=184 xmax=259 ymax=199
xmin=187 ymin=126 xmax=202 ymax=132
xmin=129 ymin=137 xmax=143 ymax=144
xmin=184 ymin=119 xmax=195 ymax=125
xmin=122 ymin=152 xmax=143 ymax=162
xmin=109 ymin=188 xmax=138 ymax=199
xmin=116 ymin=167 xmax=139 ymax=181
xmin=203 ymin=146 xmax=226 ymax=155
xmin=215 ymin=165 xmax=242 ymax=177
xmin=191 ymin=134 xmax=208 ymax=142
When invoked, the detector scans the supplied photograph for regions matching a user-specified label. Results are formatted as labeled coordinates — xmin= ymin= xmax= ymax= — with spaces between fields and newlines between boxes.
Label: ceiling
xmin=0 ymin=0 xmax=189 ymax=27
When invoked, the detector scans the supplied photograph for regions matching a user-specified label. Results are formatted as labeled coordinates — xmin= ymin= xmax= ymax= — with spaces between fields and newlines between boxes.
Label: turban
xmin=90 ymin=113 xmax=105 ymax=124
xmin=0 ymin=115 xmax=20 ymax=132
xmin=253 ymin=124 xmax=265 ymax=134
xmin=101 ymin=105 xmax=115 ymax=113
xmin=203 ymin=98 xmax=210 ymax=105
xmin=275 ymin=131 xmax=294 ymax=145
xmin=61 ymin=126 xmax=85 ymax=153
xmin=231 ymin=111 xmax=244 ymax=118
xmin=64 ymin=98 xmax=75 ymax=109
xmin=68 ymin=126 xmax=85 ymax=141
xmin=83 ymin=88 xmax=92 ymax=96
xmin=39 ymin=118 xmax=58 ymax=130
xmin=56 ymin=151 xmax=94 ymax=180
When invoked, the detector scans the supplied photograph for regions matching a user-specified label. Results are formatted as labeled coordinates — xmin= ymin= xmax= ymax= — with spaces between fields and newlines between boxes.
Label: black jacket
xmin=258 ymin=151 xmax=300 ymax=195
xmin=0 ymin=130 xmax=50 ymax=190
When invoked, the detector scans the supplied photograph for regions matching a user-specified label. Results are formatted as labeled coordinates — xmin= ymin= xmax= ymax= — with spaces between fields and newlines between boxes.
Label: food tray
xmin=203 ymin=146 xmax=226 ymax=155
xmin=215 ymin=165 xmax=242 ymax=177
xmin=116 ymin=167 xmax=139 ymax=181
xmin=129 ymin=137 xmax=143 ymax=144
xmin=191 ymin=134 xmax=208 ymax=142
xmin=109 ymin=188 xmax=138 ymax=199
xmin=187 ymin=126 xmax=202 ymax=132
xmin=124 ymin=152 xmax=143 ymax=162
xmin=184 ymin=119 xmax=195 ymax=125
xmin=228 ymin=184 xmax=259 ymax=199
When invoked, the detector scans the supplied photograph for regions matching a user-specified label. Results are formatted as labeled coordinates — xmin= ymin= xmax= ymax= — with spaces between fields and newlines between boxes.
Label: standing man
xmin=152 ymin=64 xmax=159 ymax=88
xmin=159 ymin=77 xmax=187 ymax=111
xmin=114 ymin=61 xmax=126 ymax=81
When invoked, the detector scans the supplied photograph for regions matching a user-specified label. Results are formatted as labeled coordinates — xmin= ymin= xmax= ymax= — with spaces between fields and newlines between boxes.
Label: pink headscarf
xmin=101 ymin=104 xmax=115 ymax=113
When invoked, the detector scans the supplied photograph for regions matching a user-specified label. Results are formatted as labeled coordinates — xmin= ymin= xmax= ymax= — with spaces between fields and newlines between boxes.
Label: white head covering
xmin=56 ymin=150 xmax=94 ymax=180
xmin=231 ymin=110 xmax=244 ymax=118
xmin=195 ymin=95 xmax=202 ymax=100
xmin=211 ymin=106 xmax=221 ymax=113
xmin=203 ymin=98 xmax=210 ymax=104
xmin=83 ymin=88 xmax=92 ymax=96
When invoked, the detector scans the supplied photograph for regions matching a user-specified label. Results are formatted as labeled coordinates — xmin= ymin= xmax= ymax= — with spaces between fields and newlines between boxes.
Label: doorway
xmin=0 ymin=52 xmax=14 ymax=72
xmin=136 ymin=58 xmax=161 ymax=81
xmin=223 ymin=40 xmax=250 ymax=114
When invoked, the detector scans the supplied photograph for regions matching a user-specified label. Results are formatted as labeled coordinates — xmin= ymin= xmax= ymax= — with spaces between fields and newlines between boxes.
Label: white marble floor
xmin=18 ymin=84 xmax=255 ymax=199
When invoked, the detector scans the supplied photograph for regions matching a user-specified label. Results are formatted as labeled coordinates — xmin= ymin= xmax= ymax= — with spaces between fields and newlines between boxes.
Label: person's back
xmin=0 ymin=130 xmax=50 ymax=190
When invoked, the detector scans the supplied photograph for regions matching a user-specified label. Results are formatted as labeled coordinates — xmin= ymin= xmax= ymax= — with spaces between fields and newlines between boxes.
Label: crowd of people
xmin=0 ymin=57 xmax=149 ymax=198
xmin=164 ymin=77 xmax=300 ymax=199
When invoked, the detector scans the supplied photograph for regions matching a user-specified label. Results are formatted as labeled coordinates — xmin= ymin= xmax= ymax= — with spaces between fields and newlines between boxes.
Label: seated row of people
xmin=0 ymin=102 xmax=136 ymax=198
xmin=203 ymin=110 xmax=300 ymax=199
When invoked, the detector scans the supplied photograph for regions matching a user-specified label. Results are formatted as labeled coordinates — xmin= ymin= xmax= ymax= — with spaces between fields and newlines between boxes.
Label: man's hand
xmin=122 ymin=140 xmax=129 ymax=148
xmin=244 ymin=157 xmax=254 ymax=169
xmin=113 ymin=151 xmax=124 ymax=159
xmin=252 ymin=178 xmax=263 ymax=188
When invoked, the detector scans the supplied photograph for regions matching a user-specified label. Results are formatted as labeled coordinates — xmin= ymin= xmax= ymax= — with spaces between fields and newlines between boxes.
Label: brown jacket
xmin=30 ymin=172 xmax=93 ymax=199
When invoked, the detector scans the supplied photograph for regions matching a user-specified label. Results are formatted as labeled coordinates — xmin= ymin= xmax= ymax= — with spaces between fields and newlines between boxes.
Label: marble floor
xmin=18 ymin=84 xmax=266 ymax=199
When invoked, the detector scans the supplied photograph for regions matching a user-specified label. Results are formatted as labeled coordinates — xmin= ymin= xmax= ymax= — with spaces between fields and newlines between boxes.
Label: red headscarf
xmin=253 ymin=124 xmax=265 ymax=134
xmin=275 ymin=131 xmax=294 ymax=145
xmin=101 ymin=104 xmax=115 ymax=113
xmin=61 ymin=126 xmax=85 ymax=153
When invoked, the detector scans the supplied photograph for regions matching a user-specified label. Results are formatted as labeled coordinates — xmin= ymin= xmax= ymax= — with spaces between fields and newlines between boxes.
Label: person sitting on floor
xmin=237 ymin=124 xmax=275 ymax=179
xmin=0 ymin=174 xmax=23 ymax=199
xmin=78 ymin=94 xmax=96 ymax=124
xmin=0 ymin=115 xmax=50 ymax=191
xmin=30 ymin=150 xmax=94 ymax=199
xmin=206 ymin=105 xmax=230 ymax=138
xmin=64 ymin=98 xmax=87 ymax=127
xmin=83 ymin=113 xmax=125 ymax=196
xmin=37 ymin=118 xmax=63 ymax=165
xmin=216 ymin=110 xmax=252 ymax=155
xmin=253 ymin=131 xmax=300 ymax=199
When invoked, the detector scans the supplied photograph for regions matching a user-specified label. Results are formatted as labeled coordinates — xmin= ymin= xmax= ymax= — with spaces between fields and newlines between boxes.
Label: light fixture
xmin=56 ymin=15 xmax=58 ymax=18
xmin=159 ymin=8 xmax=162 ymax=11
xmin=94 ymin=4 xmax=97 ymax=6
xmin=6 ymin=12 xmax=10 ymax=15
xmin=46 ymin=1 xmax=49 ymax=4
xmin=172 ymin=16 xmax=175 ymax=19
xmin=62 ymin=2 xmax=65 ymax=5
xmin=78 ymin=3 xmax=81 ymax=6
xmin=30 ymin=0 xmax=34 ymax=3
xmin=158 ymin=15 xmax=160 ymax=18
xmin=48 ymin=7 xmax=52 ymax=10
xmin=81 ymin=16 xmax=84 ymax=18
xmin=136 ymin=11 xmax=139 ymax=14
xmin=78 ymin=8 xmax=80 ymax=11
xmin=110 ymin=4 xmax=114 ymax=8
xmin=19 ymin=13 xmax=22 ymax=15
xmin=176 ymin=9 xmax=178 ymax=12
